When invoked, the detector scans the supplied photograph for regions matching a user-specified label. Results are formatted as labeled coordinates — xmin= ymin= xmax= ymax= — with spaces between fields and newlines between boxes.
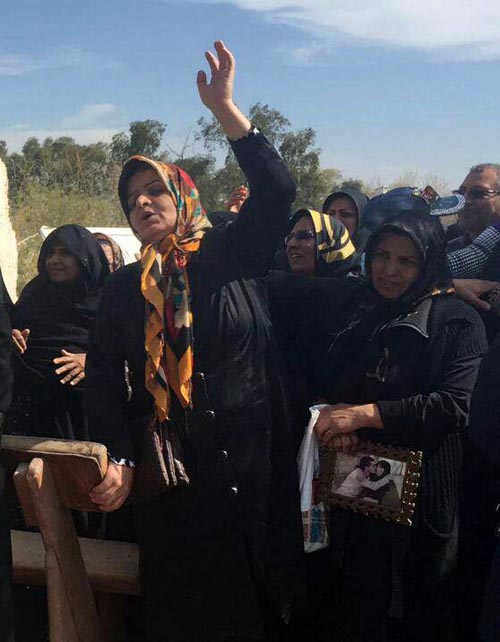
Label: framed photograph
xmin=321 ymin=442 xmax=422 ymax=525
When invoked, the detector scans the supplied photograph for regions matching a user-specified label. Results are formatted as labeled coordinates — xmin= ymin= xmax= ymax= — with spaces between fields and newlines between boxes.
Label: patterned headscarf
xmin=289 ymin=208 xmax=355 ymax=268
xmin=118 ymin=156 xmax=211 ymax=421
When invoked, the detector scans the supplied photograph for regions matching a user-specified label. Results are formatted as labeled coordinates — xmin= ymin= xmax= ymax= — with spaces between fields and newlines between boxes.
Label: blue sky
xmin=1 ymin=0 xmax=500 ymax=190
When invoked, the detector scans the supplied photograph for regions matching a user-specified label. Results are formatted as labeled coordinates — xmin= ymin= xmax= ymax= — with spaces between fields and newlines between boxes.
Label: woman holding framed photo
xmin=271 ymin=194 xmax=487 ymax=642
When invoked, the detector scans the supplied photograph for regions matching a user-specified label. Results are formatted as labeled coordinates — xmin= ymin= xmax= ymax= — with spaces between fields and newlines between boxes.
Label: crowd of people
xmin=0 ymin=40 xmax=499 ymax=642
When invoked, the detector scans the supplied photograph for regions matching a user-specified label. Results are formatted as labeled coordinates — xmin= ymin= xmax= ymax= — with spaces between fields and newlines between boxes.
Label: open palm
xmin=197 ymin=40 xmax=235 ymax=111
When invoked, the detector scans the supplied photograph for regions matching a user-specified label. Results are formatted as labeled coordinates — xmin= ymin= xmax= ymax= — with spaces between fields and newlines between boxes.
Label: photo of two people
xmin=330 ymin=452 xmax=406 ymax=512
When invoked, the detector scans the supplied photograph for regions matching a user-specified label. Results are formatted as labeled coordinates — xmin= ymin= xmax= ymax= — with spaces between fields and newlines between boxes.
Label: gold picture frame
xmin=320 ymin=442 xmax=423 ymax=526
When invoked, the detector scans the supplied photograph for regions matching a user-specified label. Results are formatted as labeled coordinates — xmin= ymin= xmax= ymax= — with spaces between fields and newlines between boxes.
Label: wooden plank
xmin=46 ymin=547 xmax=80 ymax=642
xmin=2 ymin=436 xmax=107 ymax=512
xmin=26 ymin=458 xmax=104 ymax=642
xmin=12 ymin=530 xmax=140 ymax=596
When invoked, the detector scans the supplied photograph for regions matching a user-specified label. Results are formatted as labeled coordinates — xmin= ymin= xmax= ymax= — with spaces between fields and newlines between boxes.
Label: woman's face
xmin=370 ymin=233 xmax=422 ymax=300
xmin=97 ymin=242 xmax=116 ymax=272
xmin=285 ymin=216 xmax=316 ymax=276
xmin=375 ymin=463 xmax=386 ymax=478
xmin=45 ymin=241 xmax=80 ymax=285
xmin=325 ymin=195 xmax=358 ymax=238
xmin=127 ymin=168 xmax=177 ymax=244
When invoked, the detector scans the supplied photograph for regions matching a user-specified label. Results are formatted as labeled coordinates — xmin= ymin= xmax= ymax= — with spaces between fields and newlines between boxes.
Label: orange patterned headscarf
xmin=119 ymin=156 xmax=211 ymax=421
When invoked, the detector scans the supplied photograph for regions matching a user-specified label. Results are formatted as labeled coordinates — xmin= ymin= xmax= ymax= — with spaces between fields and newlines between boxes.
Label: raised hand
xmin=197 ymin=40 xmax=251 ymax=140
xmin=197 ymin=40 xmax=235 ymax=112
xmin=225 ymin=185 xmax=249 ymax=213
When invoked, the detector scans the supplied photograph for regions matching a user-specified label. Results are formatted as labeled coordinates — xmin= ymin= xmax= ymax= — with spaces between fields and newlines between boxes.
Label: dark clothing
xmin=445 ymin=222 xmax=462 ymax=243
xmin=269 ymin=219 xmax=486 ymax=641
xmin=459 ymin=333 xmax=500 ymax=641
xmin=6 ymin=225 xmax=109 ymax=441
xmin=0 ymin=268 xmax=13 ymax=642
xmin=85 ymin=132 xmax=304 ymax=642
xmin=446 ymin=235 xmax=469 ymax=254
xmin=13 ymin=224 xmax=109 ymax=384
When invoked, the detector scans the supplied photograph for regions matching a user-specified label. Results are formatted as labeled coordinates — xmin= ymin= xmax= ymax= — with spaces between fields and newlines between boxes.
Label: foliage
xmin=196 ymin=102 xmax=343 ymax=209
xmin=3 ymin=111 xmax=375 ymax=288
xmin=12 ymin=181 xmax=122 ymax=291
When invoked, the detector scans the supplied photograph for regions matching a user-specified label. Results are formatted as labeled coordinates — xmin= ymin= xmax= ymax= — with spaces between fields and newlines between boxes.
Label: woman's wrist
xmin=210 ymin=101 xmax=251 ymax=140
xmin=356 ymin=403 xmax=383 ymax=430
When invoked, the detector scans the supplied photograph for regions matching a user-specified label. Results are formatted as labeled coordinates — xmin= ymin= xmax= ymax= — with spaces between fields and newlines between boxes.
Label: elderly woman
xmin=85 ymin=42 xmax=303 ymax=642
xmin=271 ymin=209 xmax=486 ymax=641
xmin=313 ymin=213 xmax=485 ymax=641
xmin=7 ymin=224 xmax=109 ymax=441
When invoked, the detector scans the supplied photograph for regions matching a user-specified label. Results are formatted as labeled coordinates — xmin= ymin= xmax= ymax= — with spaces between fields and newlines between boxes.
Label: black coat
xmin=0 ymin=269 xmax=13 ymax=642
xmin=269 ymin=273 xmax=486 ymax=641
xmin=85 ymin=132 xmax=304 ymax=642
xmin=459 ymin=333 xmax=500 ymax=640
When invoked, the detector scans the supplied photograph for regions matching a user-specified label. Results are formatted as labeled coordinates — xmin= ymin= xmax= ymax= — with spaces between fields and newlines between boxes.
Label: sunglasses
xmin=453 ymin=188 xmax=500 ymax=201
xmin=285 ymin=230 xmax=315 ymax=244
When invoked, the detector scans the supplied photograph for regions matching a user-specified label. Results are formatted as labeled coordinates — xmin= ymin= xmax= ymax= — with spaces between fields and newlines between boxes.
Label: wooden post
xmin=25 ymin=457 xmax=103 ymax=642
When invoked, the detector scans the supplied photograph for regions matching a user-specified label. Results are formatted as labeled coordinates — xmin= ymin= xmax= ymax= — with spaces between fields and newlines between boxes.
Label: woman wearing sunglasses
xmin=282 ymin=208 xmax=356 ymax=277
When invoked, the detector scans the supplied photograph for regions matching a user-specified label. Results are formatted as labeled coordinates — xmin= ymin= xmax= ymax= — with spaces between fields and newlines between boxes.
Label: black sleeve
xmin=84 ymin=280 xmax=132 ymax=460
xmin=226 ymin=131 xmax=296 ymax=274
xmin=467 ymin=333 xmax=500 ymax=470
xmin=267 ymin=270 xmax=360 ymax=331
xmin=0 ymin=270 xmax=11 ymax=416
xmin=377 ymin=319 xmax=487 ymax=452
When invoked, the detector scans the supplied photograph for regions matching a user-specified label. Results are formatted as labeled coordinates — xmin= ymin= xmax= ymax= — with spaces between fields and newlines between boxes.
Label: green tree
xmin=196 ymin=102 xmax=333 ymax=210
xmin=129 ymin=120 xmax=166 ymax=158
xmin=176 ymin=154 xmax=218 ymax=211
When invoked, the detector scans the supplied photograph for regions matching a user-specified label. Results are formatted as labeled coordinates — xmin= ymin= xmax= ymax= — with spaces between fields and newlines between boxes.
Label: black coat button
xmin=217 ymin=449 xmax=228 ymax=461
xmin=205 ymin=410 xmax=215 ymax=421
xmin=230 ymin=486 xmax=239 ymax=496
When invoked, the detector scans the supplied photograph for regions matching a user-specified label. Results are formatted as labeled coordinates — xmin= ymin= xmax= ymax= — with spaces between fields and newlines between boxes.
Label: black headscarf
xmin=13 ymin=224 xmax=110 ymax=383
xmin=364 ymin=211 xmax=450 ymax=309
xmin=321 ymin=212 xmax=451 ymax=381
xmin=322 ymin=188 xmax=369 ymax=248
xmin=319 ymin=212 xmax=450 ymax=403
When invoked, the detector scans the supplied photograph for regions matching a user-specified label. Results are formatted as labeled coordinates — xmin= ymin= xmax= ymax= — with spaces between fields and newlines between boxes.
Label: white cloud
xmin=0 ymin=55 xmax=41 ymax=76
xmin=0 ymin=104 xmax=125 ymax=152
xmin=0 ymin=47 xmax=117 ymax=77
xmin=61 ymin=104 xmax=121 ymax=129
xmin=203 ymin=0 xmax=500 ymax=61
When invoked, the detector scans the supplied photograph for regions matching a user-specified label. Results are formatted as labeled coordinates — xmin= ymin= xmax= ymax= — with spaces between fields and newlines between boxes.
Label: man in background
xmin=448 ymin=163 xmax=500 ymax=252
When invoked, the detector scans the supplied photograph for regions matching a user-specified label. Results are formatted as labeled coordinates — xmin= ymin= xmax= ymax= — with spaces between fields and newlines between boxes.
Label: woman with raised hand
xmin=85 ymin=41 xmax=304 ymax=642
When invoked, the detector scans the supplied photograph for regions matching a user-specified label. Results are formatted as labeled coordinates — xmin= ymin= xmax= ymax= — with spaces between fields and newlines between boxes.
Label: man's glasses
xmin=452 ymin=188 xmax=500 ymax=201
xmin=285 ymin=230 xmax=315 ymax=244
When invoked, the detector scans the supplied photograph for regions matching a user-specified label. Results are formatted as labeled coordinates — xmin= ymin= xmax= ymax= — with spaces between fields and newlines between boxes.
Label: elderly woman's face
xmin=127 ymin=168 xmax=177 ymax=244
xmin=285 ymin=216 xmax=316 ymax=276
xmin=45 ymin=241 xmax=80 ymax=285
xmin=370 ymin=233 xmax=421 ymax=300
